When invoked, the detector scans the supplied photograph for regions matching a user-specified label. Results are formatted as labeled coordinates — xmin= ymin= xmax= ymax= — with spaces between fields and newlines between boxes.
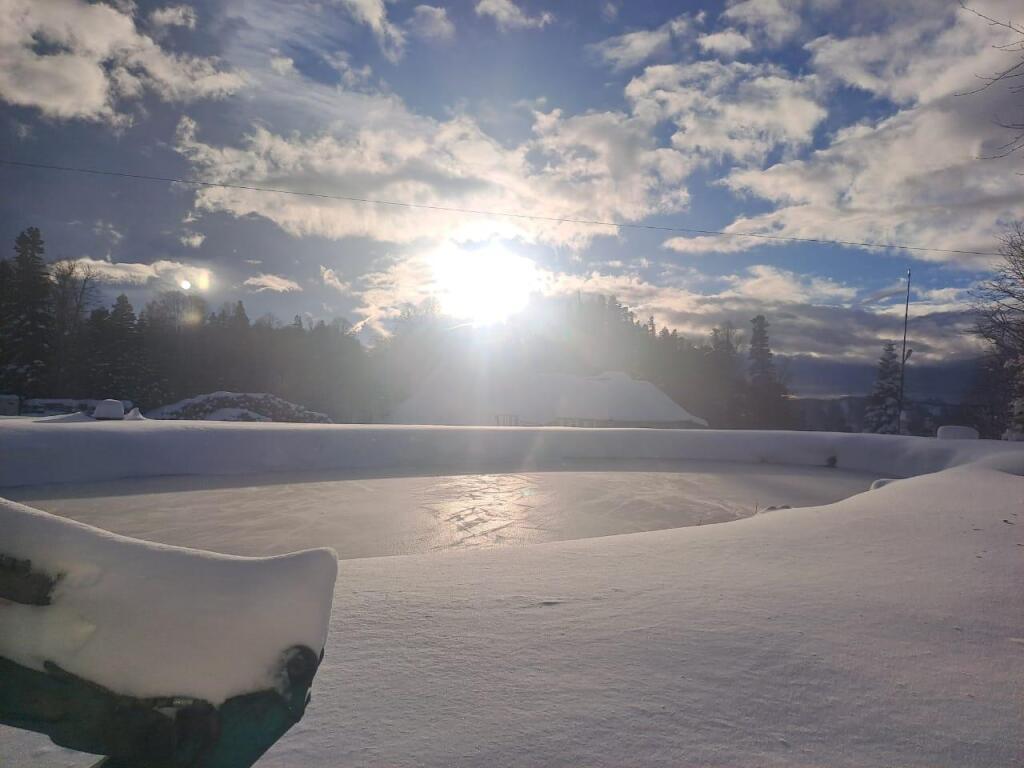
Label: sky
xmin=1 ymin=0 xmax=1022 ymax=397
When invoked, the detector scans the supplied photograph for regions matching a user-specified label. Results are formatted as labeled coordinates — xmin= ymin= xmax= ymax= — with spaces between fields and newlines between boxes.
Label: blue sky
xmin=1 ymin=0 xmax=1022 ymax=394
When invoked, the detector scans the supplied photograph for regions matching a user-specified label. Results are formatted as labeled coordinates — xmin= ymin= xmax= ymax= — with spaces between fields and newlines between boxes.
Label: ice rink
xmin=5 ymin=460 xmax=876 ymax=558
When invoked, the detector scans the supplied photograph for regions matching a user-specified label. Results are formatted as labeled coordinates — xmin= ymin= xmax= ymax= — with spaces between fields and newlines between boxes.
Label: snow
xmin=19 ymin=398 xmax=133 ymax=417
xmin=147 ymin=391 xmax=329 ymax=423
xmin=4 ymin=420 xmax=1021 ymax=489
xmin=204 ymin=407 xmax=271 ymax=422
xmin=0 ymin=497 xmax=337 ymax=705
xmin=1 ymin=423 xmax=1023 ymax=766
xmin=936 ymin=424 xmax=979 ymax=440
xmin=91 ymin=399 xmax=124 ymax=420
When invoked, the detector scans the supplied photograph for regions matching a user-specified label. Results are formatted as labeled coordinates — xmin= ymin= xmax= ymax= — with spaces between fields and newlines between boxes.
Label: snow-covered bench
xmin=0 ymin=498 xmax=338 ymax=768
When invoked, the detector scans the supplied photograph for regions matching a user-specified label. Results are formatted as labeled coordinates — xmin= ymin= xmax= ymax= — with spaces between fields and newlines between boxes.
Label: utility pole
xmin=896 ymin=268 xmax=911 ymax=434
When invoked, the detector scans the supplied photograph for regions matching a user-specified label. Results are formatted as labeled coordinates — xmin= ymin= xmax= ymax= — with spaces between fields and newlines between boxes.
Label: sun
xmin=428 ymin=246 xmax=538 ymax=325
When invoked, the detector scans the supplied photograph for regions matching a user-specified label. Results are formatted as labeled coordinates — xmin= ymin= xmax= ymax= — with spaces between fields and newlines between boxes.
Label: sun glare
xmin=429 ymin=247 xmax=538 ymax=325
xmin=179 ymin=279 xmax=192 ymax=291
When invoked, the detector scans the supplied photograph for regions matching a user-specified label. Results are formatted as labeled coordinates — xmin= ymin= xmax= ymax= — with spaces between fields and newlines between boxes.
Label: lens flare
xmin=428 ymin=246 xmax=537 ymax=325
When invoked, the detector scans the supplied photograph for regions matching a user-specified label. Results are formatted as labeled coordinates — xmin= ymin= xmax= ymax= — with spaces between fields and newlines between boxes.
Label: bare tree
xmin=972 ymin=225 xmax=1024 ymax=401
xmin=961 ymin=3 xmax=1024 ymax=158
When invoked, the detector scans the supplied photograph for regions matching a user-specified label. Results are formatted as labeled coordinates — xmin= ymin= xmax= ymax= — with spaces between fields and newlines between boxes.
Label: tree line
xmin=0 ymin=227 xmax=372 ymax=419
xmin=3 ymin=224 xmax=1021 ymax=433
xmin=0 ymin=226 xmax=800 ymax=426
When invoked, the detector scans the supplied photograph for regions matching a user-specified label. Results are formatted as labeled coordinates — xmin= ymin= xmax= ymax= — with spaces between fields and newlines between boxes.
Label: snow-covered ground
xmin=2 ymin=421 xmax=1023 ymax=766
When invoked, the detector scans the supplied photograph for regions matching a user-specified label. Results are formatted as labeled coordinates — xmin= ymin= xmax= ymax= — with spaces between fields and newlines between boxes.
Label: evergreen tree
xmin=703 ymin=323 xmax=745 ymax=428
xmin=2 ymin=228 xmax=53 ymax=396
xmin=748 ymin=315 xmax=775 ymax=390
xmin=863 ymin=341 xmax=902 ymax=434
xmin=746 ymin=315 xmax=794 ymax=429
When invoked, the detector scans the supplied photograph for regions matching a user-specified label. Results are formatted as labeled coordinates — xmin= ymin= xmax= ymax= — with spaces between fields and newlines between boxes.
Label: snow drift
xmin=0 ymin=497 xmax=338 ymax=704
xmin=2 ymin=419 xmax=1023 ymax=488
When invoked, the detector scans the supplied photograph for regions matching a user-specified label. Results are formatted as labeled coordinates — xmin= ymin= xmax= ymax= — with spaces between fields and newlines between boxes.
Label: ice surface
xmin=0 ymin=498 xmax=338 ymax=704
xmin=5 ymin=462 xmax=877 ymax=558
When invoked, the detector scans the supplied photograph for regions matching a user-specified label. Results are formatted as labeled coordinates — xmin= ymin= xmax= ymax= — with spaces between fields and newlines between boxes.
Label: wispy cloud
xmin=243 ymin=273 xmax=302 ymax=292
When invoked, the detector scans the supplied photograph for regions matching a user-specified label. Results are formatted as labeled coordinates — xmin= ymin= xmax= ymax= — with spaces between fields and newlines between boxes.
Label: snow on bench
xmin=0 ymin=497 xmax=337 ymax=766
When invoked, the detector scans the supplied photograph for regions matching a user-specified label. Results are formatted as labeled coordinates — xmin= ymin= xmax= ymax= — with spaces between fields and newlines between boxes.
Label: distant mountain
xmin=781 ymin=355 xmax=980 ymax=402
xmin=792 ymin=394 xmax=996 ymax=437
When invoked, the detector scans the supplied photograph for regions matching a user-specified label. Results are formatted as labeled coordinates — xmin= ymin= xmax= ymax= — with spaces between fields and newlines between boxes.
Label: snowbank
xmin=147 ymin=392 xmax=330 ymax=423
xmin=0 ymin=498 xmax=337 ymax=704
xmin=2 ymin=420 xmax=1023 ymax=488
xmin=19 ymin=399 xmax=133 ymax=417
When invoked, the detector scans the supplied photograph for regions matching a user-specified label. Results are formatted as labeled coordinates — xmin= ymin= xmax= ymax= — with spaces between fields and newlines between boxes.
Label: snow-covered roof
xmin=392 ymin=368 xmax=706 ymax=426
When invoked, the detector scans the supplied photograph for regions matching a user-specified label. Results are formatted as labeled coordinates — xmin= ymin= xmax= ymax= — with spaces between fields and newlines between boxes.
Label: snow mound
xmin=936 ymin=425 xmax=979 ymax=440
xmin=92 ymin=399 xmax=124 ymax=421
xmin=0 ymin=497 xmax=338 ymax=704
xmin=20 ymin=399 xmax=133 ymax=418
xmin=33 ymin=412 xmax=95 ymax=423
xmin=147 ymin=392 xmax=330 ymax=423
xmin=205 ymin=407 xmax=271 ymax=422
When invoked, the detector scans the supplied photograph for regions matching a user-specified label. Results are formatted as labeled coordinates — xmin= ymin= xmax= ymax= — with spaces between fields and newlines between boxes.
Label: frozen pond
xmin=6 ymin=460 xmax=877 ymax=559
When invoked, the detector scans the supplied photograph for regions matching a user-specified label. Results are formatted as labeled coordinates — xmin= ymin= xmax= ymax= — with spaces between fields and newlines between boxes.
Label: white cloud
xmin=409 ymin=5 xmax=455 ymax=43
xmin=320 ymin=265 xmax=352 ymax=294
xmin=336 ymin=0 xmax=405 ymax=62
xmin=665 ymin=6 xmax=1024 ymax=263
xmin=93 ymin=220 xmax=124 ymax=244
xmin=269 ymin=55 xmax=296 ymax=77
xmin=626 ymin=60 xmax=826 ymax=164
xmin=71 ymin=257 xmax=212 ymax=290
xmin=0 ymin=0 xmax=244 ymax=123
xmin=149 ymin=5 xmax=196 ymax=30
xmin=806 ymin=6 xmax=1015 ymax=107
xmin=588 ymin=15 xmax=689 ymax=71
xmin=346 ymin=255 xmax=436 ymax=334
xmin=697 ymin=29 xmax=753 ymax=57
xmin=180 ymin=231 xmax=205 ymax=248
xmin=721 ymin=0 xmax=802 ymax=46
xmin=475 ymin=0 xmax=552 ymax=31
xmin=243 ymin=273 xmax=302 ymax=292
xmin=322 ymin=51 xmax=374 ymax=90
xmin=173 ymin=102 xmax=693 ymax=249
xmin=723 ymin=265 xmax=858 ymax=304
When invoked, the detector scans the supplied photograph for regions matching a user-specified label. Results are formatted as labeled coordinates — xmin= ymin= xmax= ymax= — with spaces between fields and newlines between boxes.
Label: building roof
xmin=392 ymin=368 xmax=706 ymax=427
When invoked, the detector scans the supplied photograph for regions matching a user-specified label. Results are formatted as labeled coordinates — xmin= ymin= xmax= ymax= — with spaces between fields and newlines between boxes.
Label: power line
xmin=0 ymin=158 xmax=1003 ymax=258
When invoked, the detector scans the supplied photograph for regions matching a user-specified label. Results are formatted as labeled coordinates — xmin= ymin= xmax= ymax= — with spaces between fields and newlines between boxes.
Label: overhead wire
xmin=0 ymin=158 xmax=1003 ymax=258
